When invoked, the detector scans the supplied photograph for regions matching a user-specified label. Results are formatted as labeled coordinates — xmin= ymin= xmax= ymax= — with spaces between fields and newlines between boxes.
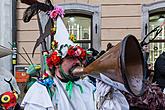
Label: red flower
xmin=46 ymin=57 xmax=53 ymax=68
xmin=67 ymin=46 xmax=86 ymax=60
xmin=46 ymin=51 xmax=61 ymax=67
xmin=77 ymin=46 xmax=86 ymax=60
xmin=79 ymin=49 xmax=86 ymax=60
xmin=67 ymin=46 xmax=75 ymax=56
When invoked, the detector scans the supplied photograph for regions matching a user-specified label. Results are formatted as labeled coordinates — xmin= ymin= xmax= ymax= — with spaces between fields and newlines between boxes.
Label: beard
xmin=69 ymin=63 xmax=81 ymax=76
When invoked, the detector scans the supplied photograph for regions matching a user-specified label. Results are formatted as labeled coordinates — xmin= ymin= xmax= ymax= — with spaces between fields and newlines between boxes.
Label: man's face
xmin=60 ymin=57 xmax=82 ymax=74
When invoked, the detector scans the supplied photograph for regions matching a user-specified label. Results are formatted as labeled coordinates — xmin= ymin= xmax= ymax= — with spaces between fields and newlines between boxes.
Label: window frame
xmin=142 ymin=1 xmax=165 ymax=39
xmin=64 ymin=13 xmax=92 ymax=49
xmin=58 ymin=3 xmax=101 ymax=51
xmin=142 ymin=1 xmax=165 ymax=67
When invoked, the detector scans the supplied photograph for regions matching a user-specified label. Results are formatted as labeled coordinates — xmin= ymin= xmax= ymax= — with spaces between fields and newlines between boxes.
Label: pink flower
xmin=75 ymin=48 xmax=82 ymax=56
xmin=67 ymin=46 xmax=86 ymax=60
xmin=55 ymin=6 xmax=64 ymax=17
xmin=49 ymin=10 xmax=58 ymax=19
xmin=49 ymin=6 xmax=64 ymax=19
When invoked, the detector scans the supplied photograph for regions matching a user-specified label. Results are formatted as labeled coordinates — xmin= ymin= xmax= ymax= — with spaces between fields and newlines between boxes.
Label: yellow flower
xmin=70 ymin=34 xmax=76 ymax=42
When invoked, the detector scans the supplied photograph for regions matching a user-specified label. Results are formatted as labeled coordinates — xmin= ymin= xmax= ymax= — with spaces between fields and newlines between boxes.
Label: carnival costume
xmin=20 ymin=1 xmax=129 ymax=110
xmin=0 ymin=46 xmax=20 ymax=110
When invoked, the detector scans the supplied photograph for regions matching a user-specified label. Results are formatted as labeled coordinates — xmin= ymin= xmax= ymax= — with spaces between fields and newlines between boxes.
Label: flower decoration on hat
xmin=69 ymin=34 xmax=77 ymax=42
xmin=46 ymin=50 xmax=61 ymax=68
xmin=51 ymin=40 xmax=58 ymax=50
xmin=49 ymin=6 xmax=64 ymax=20
xmin=51 ymin=26 xmax=56 ymax=36
xmin=0 ymin=78 xmax=19 ymax=110
xmin=67 ymin=46 xmax=87 ymax=60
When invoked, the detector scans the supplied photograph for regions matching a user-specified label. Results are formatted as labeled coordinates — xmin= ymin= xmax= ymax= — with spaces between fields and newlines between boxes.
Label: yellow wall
xmin=16 ymin=0 xmax=163 ymax=64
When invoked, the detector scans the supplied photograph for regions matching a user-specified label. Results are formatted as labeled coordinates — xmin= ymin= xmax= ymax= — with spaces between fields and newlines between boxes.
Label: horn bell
xmin=72 ymin=34 xmax=145 ymax=96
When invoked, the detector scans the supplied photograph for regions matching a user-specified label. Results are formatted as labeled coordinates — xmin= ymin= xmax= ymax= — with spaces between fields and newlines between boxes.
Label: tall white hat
xmin=54 ymin=16 xmax=75 ymax=58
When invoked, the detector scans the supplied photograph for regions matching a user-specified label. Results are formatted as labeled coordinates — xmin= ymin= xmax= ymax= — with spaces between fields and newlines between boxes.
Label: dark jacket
xmin=143 ymin=52 xmax=149 ymax=79
xmin=153 ymin=52 xmax=165 ymax=90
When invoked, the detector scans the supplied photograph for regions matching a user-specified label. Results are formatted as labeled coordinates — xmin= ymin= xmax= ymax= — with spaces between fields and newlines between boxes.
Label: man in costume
xmin=20 ymin=1 xmax=129 ymax=109
xmin=0 ymin=46 xmax=20 ymax=110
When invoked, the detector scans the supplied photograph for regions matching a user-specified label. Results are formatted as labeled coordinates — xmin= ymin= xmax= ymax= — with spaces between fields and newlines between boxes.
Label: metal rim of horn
xmin=120 ymin=34 xmax=145 ymax=96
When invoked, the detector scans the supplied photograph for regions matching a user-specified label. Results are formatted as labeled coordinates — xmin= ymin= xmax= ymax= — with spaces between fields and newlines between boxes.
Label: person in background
xmin=106 ymin=42 xmax=113 ymax=51
xmin=153 ymin=52 xmax=165 ymax=91
xmin=140 ymin=42 xmax=153 ymax=80
xmin=85 ymin=48 xmax=99 ymax=86
xmin=0 ymin=46 xmax=21 ymax=110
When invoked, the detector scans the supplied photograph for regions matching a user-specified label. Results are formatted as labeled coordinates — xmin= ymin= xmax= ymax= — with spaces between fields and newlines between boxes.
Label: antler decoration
xmin=20 ymin=0 xmax=38 ymax=5
xmin=140 ymin=24 xmax=163 ymax=47
xmin=4 ymin=78 xmax=14 ymax=92
xmin=22 ymin=0 xmax=53 ymax=22
xmin=21 ymin=0 xmax=54 ymax=56
xmin=32 ymin=16 xmax=52 ymax=56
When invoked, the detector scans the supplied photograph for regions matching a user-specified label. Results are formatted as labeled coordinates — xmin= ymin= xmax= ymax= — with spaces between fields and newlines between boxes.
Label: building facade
xmin=16 ymin=0 xmax=165 ymax=68
xmin=0 ymin=0 xmax=13 ymax=71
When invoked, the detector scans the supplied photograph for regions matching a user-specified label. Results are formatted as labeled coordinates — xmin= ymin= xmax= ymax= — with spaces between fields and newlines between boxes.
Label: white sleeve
xmin=21 ymin=82 xmax=54 ymax=109
xmin=96 ymin=80 xmax=129 ymax=110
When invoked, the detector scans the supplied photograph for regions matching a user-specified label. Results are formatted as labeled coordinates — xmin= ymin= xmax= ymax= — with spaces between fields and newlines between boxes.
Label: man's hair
xmin=106 ymin=42 xmax=113 ymax=51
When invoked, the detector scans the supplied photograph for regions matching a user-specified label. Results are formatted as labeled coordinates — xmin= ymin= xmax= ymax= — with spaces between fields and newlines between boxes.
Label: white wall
xmin=0 ymin=0 xmax=12 ymax=71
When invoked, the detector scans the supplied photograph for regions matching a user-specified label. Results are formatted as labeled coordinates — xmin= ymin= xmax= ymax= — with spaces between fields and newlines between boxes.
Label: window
xmin=142 ymin=1 xmax=165 ymax=68
xmin=59 ymin=3 xmax=101 ymax=51
xmin=63 ymin=15 xmax=92 ymax=49
xmin=149 ymin=13 xmax=165 ymax=66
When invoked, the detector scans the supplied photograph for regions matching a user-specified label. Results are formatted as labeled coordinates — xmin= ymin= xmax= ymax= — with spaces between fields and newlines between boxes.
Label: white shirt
xmin=21 ymin=82 xmax=54 ymax=110
xmin=21 ymin=77 xmax=95 ymax=110
xmin=21 ymin=76 xmax=129 ymax=110
xmin=52 ymin=77 xmax=96 ymax=110
xmin=96 ymin=75 xmax=129 ymax=110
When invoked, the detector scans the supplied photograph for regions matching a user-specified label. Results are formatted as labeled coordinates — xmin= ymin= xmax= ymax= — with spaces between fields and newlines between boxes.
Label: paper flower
xmin=69 ymin=34 xmax=77 ymax=42
xmin=46 ymin=51 xmax=61 ymax=68
xmin=51 ymin=40 xmax=58 ymax=50
xmin=51 ymin=27 xmax=56 ymax=35
xmin=49 ymin=6 xmax=64 ymax=19
xmin=67 ymin=46 xmax=86 ymax=60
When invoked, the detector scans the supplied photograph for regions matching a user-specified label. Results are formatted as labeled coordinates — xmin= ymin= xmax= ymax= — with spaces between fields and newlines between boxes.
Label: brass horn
xmin=72 ymin=35 xmax=145 ymax=96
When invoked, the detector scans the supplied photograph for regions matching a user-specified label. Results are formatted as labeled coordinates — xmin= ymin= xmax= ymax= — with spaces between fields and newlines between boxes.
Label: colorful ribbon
xmin=65 ymin=81 xmax=83 ymax=98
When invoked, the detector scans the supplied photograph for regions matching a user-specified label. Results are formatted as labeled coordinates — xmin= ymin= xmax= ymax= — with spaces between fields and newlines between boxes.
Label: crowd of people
xmin=1 ymin=1 xmax=165 ymax=110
